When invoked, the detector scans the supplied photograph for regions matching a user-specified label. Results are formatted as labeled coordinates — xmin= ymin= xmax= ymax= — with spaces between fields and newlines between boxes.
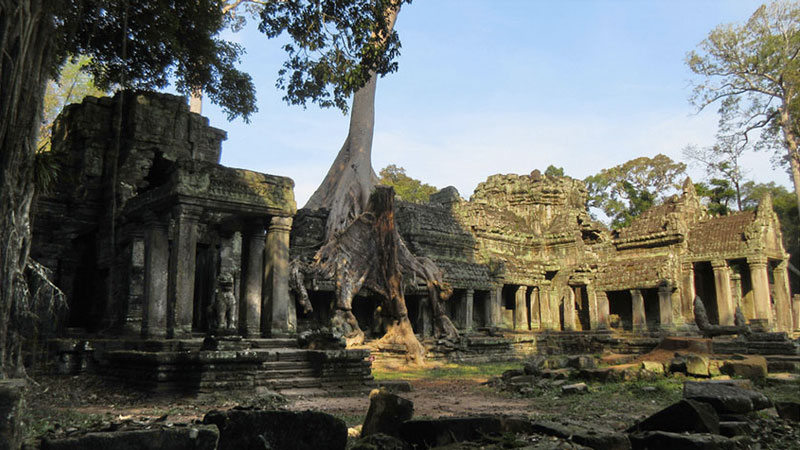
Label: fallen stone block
xmin=203 ymin=409 xmax=347 ymax=450
xmin=683 ymin=381 xmax=771 ymax=414
xmin=775 ymin=401 xmax=800 ymax=422
xmin=507 ymin=375 xmax=538 ymax=387
xmin=685 ymin=354 xmax=711 ymax=377
xmin=40 ymin=425 xmax=219 ymax=450
xmin=361 ymin=390 xmax=414 ymax=438
xmin=626 ymin=399 xmax=719 ymax=434
xmin=640 ymin=361 xmax=664 ymax=375
xmin=540 ymin=368 xmax=572 ymax=380
xmin=377 ymin=380 xmax=413 ymax=393
xmin=629 ymin=431 xmax=734 ymax=450
xmin=530 ymin=420 xmax=631 ymax=450
xmin=579 ymin=364 xmax=637 ymax=382
xmin=399 ymin=416 xmax=502 ymax=448
xmin=719 ymin=355 xmax=767 ymax=381
xmin=502 ymin=368 xmax=525 ymax=380
xmin=567 ymin=355 xmax=597 ymax=370
xmin=561 ymin=383 xmax=588 ymax=395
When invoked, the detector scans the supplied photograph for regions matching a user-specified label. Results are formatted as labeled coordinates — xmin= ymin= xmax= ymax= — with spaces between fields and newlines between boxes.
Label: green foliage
xmin=54 ymin=0 xmax=257 ymax=121
xmin=683 ymin=137 xmax=747 ymax=211
xmin=687 ymin=1 xmax=800 ymax=198
xmin=259 ymin=0 xmax=411 ymax=113
xmin=378 ymin=164 xmax=437 ymax=203
xmin=584 ymin=154 xmax=687 ymax=229
xmin=544 ymin=165 xmax=565 ymax=177
xmin=695 ymin=179 xmax=737 ymax=216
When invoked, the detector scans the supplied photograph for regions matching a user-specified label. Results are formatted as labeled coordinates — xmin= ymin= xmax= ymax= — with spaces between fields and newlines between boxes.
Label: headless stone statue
xmin=209 ymin=274 xmax=237 ymax=334
xmin=694 ymin=296 xmax=751 ymax=338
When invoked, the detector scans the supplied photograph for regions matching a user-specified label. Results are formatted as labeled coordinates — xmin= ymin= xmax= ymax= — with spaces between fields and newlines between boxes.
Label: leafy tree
xmin=695 ymin=178 xmax=737 ymax=216
xmin=683 ymin=134 xmax=748 ymax=211
xmin=544 ymin=165 xmax=565 ymax=177
xmin=584 ymin=154 xmax=687 ymax=229
xmin=378 ymin=164 xmax=437 ymax=203
xmin=687 ymin=1 xmax=800 ymax=214
xmin=38 ymin=56 xmax=107 ymax=153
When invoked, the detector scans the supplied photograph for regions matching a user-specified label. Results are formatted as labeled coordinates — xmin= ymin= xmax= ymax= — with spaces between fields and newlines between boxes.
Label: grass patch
xmin=373 ymin=361 xmax=521 ymax=382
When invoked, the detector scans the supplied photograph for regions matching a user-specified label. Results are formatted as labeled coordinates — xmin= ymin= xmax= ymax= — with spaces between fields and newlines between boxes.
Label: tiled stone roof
xmin=595 ymin=257 xmax=667 ymax=290
xmin=688 ymin=211 xmax=754 ymax=255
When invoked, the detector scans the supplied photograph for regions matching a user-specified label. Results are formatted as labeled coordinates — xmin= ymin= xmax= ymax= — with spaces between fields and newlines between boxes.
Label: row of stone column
xmin=140 ymin=206 xmax=293 ymax=339
xmin=681 ymin=257 xmax=792 ymax=330
xmin=501 ymin=283 xmax=605 ymax=332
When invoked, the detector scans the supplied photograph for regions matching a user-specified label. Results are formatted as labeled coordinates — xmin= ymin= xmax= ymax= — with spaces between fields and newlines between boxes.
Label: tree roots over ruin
xmin=293 ymin=186 xmax=458 ymax=363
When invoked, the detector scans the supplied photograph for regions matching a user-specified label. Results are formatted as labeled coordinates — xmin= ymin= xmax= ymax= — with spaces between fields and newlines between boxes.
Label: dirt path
xmin=289 ymin=378 xmax=532 ymax=420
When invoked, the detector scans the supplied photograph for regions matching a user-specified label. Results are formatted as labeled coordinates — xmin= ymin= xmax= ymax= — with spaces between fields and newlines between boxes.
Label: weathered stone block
xmin=561 ymin=383 xmax=589 ymax=395
xmin=399 ymin=417 xmax=502 ymax=448
xmin=361 ymin=390 xmax=414 ymax=438
xmin=719 ymin=355 xmax=767 ymax=380
xmin=530 ymin=420 xmax=631 ymax=450
xmin=640 ymin=361 xmax=665 ymax=375
xmin=351 ymin=433 xmax=407 ymax=450
xmin=775 ymin=401 xmax=800 ymax=422
xmin=40 ymin=425 xmax=219 ymax=450
xmin=203 ymin=409 xmax=347 ymax=450
xmin=683 ymin=381 xmax=771 ymax=414
xmin=626 ymin=399 xmax=719 ymax=434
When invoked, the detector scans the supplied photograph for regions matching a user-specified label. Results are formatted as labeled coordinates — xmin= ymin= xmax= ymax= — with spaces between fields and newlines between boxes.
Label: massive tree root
xmin=294 ymin=186 xmax=458 ymax=363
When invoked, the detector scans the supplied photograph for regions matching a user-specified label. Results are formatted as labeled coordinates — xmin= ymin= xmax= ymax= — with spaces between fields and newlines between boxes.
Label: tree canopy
xmin=687 ymin=0 xmax=800 ymax=213
xmin=584 ymin=154 xmax=687 ymax=229
xmin=378 ymin=164 xmax=437 ymax=203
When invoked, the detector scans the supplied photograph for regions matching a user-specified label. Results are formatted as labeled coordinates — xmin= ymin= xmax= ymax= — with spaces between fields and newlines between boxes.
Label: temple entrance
xmin=472 ymin=290 xmax=490 ymax=329
xmin=574 ymin=286 xmax=591 ymax=331
xmin=693 ymin=261 xmax=719 ymax=324
xmin=607 ymin=290 xmax=632 ymax=330
xmin=643 ymin=288 xmax=661 ymax=329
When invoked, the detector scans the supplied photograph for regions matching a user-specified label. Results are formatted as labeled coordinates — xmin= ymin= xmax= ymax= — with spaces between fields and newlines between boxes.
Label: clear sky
xmin=197 ymin=0 xmax=791 ymax=207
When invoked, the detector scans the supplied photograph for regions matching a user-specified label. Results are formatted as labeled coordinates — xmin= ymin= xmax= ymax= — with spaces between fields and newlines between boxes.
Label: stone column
xmin=123 ymin=234 xmax=145 ymax=335
xmin=730 ymin=272 xmax=743 ymax=311
xmin=595 ymin=290 xmax=610 ymax=329
xmin=485 ymin=288 xmax=497 ymax=328
xmin=167 ymin=205 xmax=201 ymax=338
xmin=586 ymin=285 xmax=598 ymax=330
xmin=514 ymin=286 xmax=527 ymax=330
xmin=539 ymin=283 xmax=554 ymax=330
xmin=562 ymin=287 xmax=576 ymax=331
xmin=711 ymin=260 xmax=735 ymax=326
xmin=657 ymin=284 xmax=674 ymax=330
xmin=772 ymin=260 xmax=792 ymax=332
xmin=464 ymin=289 xmax=474 ymax=332
xmin=792 ymin=294 xmax=800 ymax=332
xmin=240 ymin=222 xmax=266 ymax=337
xmin=142 ymin=216 xmax=169 ymax=339
xmin=748 ymin=257 xmax=772 ymax=324
xmin=530 ymin=287 xmax=541 ymax=330
xmin=681 ymin=262 xmax=696 ymax=322
xmin=631 ymin=289 xmax=646 ymax=332
xmin=264 ymin=216 xmax=293 ymax=337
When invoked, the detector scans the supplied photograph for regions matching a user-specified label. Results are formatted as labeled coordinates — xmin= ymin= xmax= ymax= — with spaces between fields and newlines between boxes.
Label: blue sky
xmin=197 ymin=0 xmax=790 ymax=207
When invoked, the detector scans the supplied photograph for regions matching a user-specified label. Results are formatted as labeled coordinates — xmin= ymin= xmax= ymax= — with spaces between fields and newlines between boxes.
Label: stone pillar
xmin=711 ymin=260 xmax=734 ymax=326
xmin=142 ymin=216 xmax=169 ymax=339
xmin=658 ymin=284 xmax=674 ymax=330
xmin=730 ymin=272 xmax=743 ymax=311
xmin=514 ymin=286 xmax=527 ymax=330
xmin=562 ymin=287 xmax=576 ymax=331
xmin=772 ymin=260 xmax=792 ymax=332
xmin=264 ymin=216 xmax=293 ymax=337
xmin=167 ymin=205 xmax=201 ymax=338
xmin=464 ymin=289 xmax=474 ymax=332
xmin=420 ymin=295 xmax=433 ymax=337
xmin=123 ymin=233 xmax=145 ymax=335
xmin=586 ymin=285 xmax=599 ymax=330
xmin=530 ymin=287 xmax=541 ymax=330
xmin=539 ymin=283 xmax=554 ymax=330
xmin=631 ymin=289 xmax=646 ymax=332
xmin=681 ymin=262 xmax=695 ymax=322
xmin=792 ymin=294 xmax=800 ymax=332
xmin=748 ymin=257 xmax=772 ymax=324
xmin=485 ymin=288 xmax=498 ymax=328
xmin=240 ymin=222 xmax=266 ymax=337
xmin=595 ymin=290 xmax=610 ymax=329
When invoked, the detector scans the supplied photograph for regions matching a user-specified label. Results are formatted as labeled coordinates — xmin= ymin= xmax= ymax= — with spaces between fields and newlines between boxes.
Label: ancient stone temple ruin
xmin=30 ymin=91 xmax=797 ymax=392
xmin=32 ymin=91 xmax=296 ymax=339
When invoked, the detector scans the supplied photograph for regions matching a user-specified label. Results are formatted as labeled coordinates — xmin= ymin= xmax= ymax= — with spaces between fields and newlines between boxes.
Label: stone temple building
xmin=32 ymin=91 xmax=297 ymax=340
xmin=33 ymin=91 xmax=797 ymax=350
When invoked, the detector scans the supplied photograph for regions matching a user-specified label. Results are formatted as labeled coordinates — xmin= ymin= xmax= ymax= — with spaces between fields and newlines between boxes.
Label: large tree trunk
xmin=297 ymin=4 xmax=458 ymax=362
xmin=0 ymin=0 xmax=57 ymax=377
xmin=780 ymin=107 xmax=800 ymax=216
